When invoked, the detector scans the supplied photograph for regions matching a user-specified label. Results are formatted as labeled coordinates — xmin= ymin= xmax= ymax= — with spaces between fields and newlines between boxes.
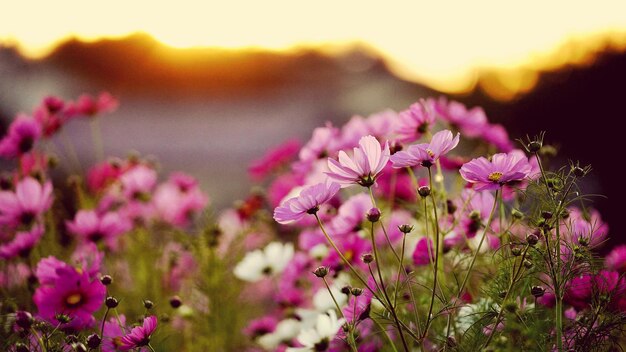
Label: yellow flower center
xmin=488 ymin=172 xmax=503 ymax=182
xmin=66 ymin=293 xmax=82 ymax=306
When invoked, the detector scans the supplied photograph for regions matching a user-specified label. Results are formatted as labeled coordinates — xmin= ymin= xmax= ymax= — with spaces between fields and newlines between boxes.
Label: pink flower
xmin=413 ymin=237 xmax=434 ymax=266
xmin=326 ymin=135 xmax=390 ymax=187
xmin=119 ymin=165 xmax=158 ymax=201
xmin=390 ymin=129 xmax=459 ymax=168
xmin=32 ymin=96 xmax=68 ymax=137
xmin=248 ymin=139 xmax=301 ymax=181
xmin=33 ymin=257 xmax=106 ymax=330
xmin=0 ymin=114 xmax=42 ymax=159
xmin=152 ymin=175 xmax=208 ymax=227
xmin=273 ymin=181 xmax=340 ymax=224
xmin=459 ymin=152 xmax=532 ymax=191
xmin=87 ymin=159 xmax=126 ymax=194
xmin=102 ymin=314 xmax=132 ymax=352
xmin=66 ymin=210 xmax=131 ymax=250
xmin=119 ymin=315 xmax=157 ymax=351
xmin=481 ymin=124 xmax=514 ymax=152
xmin=329 ymin=193 xmax=370 ymax=235
xmin=0 ymin=224 xmax=44 ymax=259
xmin=395 ymin=100 xmax=436 ymax=143
xmin=0 ymin=177 xmax=53 ymax=228
xmin=564 ymin=207 xmax=608 ymax=247
xmin=299 ymin=123 xmax=342 ymax=162
xmin=605 ymin=245 xmax=626 ymax=273
xmin=433 ymin=97 xmax=488 ymax=138
xmin=66 ymin=92 xmax=118 ymax=118
xmin=158 ymin=242 xmax=197 ymax=291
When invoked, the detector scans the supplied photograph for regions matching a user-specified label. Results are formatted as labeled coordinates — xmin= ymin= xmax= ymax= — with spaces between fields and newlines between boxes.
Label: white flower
xmin=312 ymin=273 xmax=350 ymax=311
xmin=286 ymin=310 xmax=345 ymax=352
xmin=257 ymin=318 xmax=301 ymax=350
xmin=233 ymin=242 xmax=294 ymax=282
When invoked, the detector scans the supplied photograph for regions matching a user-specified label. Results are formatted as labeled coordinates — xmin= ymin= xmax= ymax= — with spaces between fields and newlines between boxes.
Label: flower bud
xmin=526 ymin=233 xmax=539 ymax=246
xmin=504 ymin=302 xmax=517 ymax=313
xmin=15 ymin=311 xmax=33 ymax=330
xmin=578 ymin=236 xmax=590 ymax=247
xmin=170 ymin=296 xmax=182 ymax=309
xmin=511 ymin=209 xmax=524 ymax=220
xmin=351 ymin=288 xmax=363 ymax=296
xmin=398 ymin=224 xmax=413 ymax=234
xmin=531 ymin=286 xmax=545 ymax=298
xmin=511 ymin=247 xmax=522 ymax=256
xmin=55 ymin=313 xmax=71 ymax=324
xmin=523 ymin=260 xmax=533 ymax=269
xmin=105 ymin=297 xmax=119 ymax=309
xmin=341 ymin=286 xmax=352 ymax=296
xmin=100 ymin=275 xmax=113 ymax=286
xmin=446 ymin=200 xmax=457 ymax=215
xmin=143 ymin=300 xmax=154 ymax=309
xmin=446 ymin=336 xmax=457 ymax=348
xmin=361 ymin=253 xmax=374 ymax=264
xmin=541 ymin=211 xmax=553 ymax=220
xmin=313 ymin=266 xmax=329 ymax=278
xmin=418 ymin=186 xmax=431 ymax=198
xmin=366 ymin=208 xmax=381 ymax=222
xmin=528 ymin=141 xmax=542 ymax=153
xmin=72 ymin=342 xmax=88 ymax=352
xmin=469 ymin=210 xmax=481 ymax=221
xmin=498 ymin=290 xmax=507 ymax=299
xmin=572 ymin=166 xmax=585 ymax=177
xmin=390 ymin=141 xmax=403 ymax=155
xmin=86 ymin=334 xmax=101 ymax=349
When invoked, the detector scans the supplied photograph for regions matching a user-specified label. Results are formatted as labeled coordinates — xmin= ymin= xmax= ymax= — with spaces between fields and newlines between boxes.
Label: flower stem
xmin=422 ymin=167 xmax=442 ymax=340
xmin=323 ymin=277 xmax=358 ymax=352
xmin=457 ymin=189 xmax=499 ymax=297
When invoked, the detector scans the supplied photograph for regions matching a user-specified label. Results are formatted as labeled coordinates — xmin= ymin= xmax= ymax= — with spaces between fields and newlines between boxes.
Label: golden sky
xmin=2 ymin=0 xmax=626 ymax=98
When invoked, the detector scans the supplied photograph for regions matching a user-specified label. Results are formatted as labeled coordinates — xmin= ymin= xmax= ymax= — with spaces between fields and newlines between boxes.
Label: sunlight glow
xmin=2 ymin=0 xmax=626 ymax=99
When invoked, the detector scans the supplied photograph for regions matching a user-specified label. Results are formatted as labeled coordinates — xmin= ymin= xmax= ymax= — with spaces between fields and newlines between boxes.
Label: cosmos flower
xmin=0 ymin=177 xmax=53 ymax=228
xmin=287 ymin=310 xmax=345 ymax=352
xmin=234 ymin=242 xmax=295 ymax=282
xmin=119 ymin=316 xmax=158 ymax=351
xmin=0 ymin=224 xmax=44 ymax=259
xmin=0 ymin=114 xmax=42 ymax=159
xmin=66 ymin=210 xmax=131 ymax=249
xmin=433 ymin=97 xmax=488 ymax=138
xmin=326 ymin=135 xmax=390 ymax=187
xmin=395 ymin=99 xmax=437 ymax=143
xmin=33 ymin=257 xmax=106 ymax=330
xmin=65 ymin=92 xmax=119 ymax=118
xmin=390 ymin=129 xmax=459 ymax=168
xmin=273 ymin=181 xmax=340 ymax=224
xmin=459 ymin=152 xmax=532 ymax=191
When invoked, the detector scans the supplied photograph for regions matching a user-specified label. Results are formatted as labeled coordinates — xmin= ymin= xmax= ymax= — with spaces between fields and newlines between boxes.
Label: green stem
xmin=90 ymin=117 xmax=104 ymax=162
xmin=422 ymin=167 xmax=442 ymax=339
xmin=393 ymin=234 xmax=407 ymax=308
xmin=457 ymin=189 xmax=499 ymax=296
xmin=323 ymin=277 xmax=358 ymax=352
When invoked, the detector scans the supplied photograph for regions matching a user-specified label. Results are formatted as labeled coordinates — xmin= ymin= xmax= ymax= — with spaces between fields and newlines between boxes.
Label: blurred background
xmin=1 ymin=1 xmax=626 ymax=247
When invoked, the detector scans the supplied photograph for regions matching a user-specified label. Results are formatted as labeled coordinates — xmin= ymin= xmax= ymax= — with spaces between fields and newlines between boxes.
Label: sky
xmin=2 ymin=0 xmax=626 ymax=96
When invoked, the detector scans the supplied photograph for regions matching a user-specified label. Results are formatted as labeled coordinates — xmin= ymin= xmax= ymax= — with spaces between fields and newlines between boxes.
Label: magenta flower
xmin=0 ymin=224 xmax=44 ymax=259
xmin=390 ymin=129 xmax=460 ymax=168
xmin=606 ymin=245 xmax=626 ymax=273
xmin=119 ymin=165 xmax=158 ymax=200
xmin=153 ymin=176 xmax=209 ymax=227
xmin=33 ymin=257 xmax=106 ymax=330
xmin=119 ymin=315 xmax=158 ymax=351
xmin=66 ymin=92 xmax=118 ymax=118
xmin=102 ymin=314 xmax=129 ymax=352
xmin=395 ymin=100 xmax=437 ymax=142
xmin=433 ymin=97 xmax=488 ymax=138
xmin=273 ymin=181 xmax=340 ymax=224
xmin=66 ymin=210 xmax=131 ymax=250
xmin=32 ymin=96 xmax=68 ymax=137
xmin=459 ymin=152 xmax=532 ymax=191
xmin=299 ymin=123 xmax=342 ymax=162
xmin=0 ymin=177 xmax=53 ymax=228
xmin=330 ymin=193 xmax=370 ymax=235
xmin=326 ymin=135 xmax=390 ymax=187
xmin=0 ymin=114 xmax=42 ymax=159
xmin=413 ymin=237 xmax=435 ymax=266
xmin=248 ymin=139 xmax=301 ymax=181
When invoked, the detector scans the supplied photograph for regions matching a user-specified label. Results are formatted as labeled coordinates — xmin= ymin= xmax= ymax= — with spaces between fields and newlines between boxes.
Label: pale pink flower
xmin=326 ymin=135 xmax=390 ymax=187
xmin=0 ymin=114 xmax=42 ymax=159
xmin=395 ymin=99 xmax=437 ymax=142
xmin=459 ymin=152 xmax=532 ymax=191
xmin=390 ymin=129 xmax=459 ymax=168
xmin=0 ymin=177 xmax=53 ymax=228
xmin=274 ymin=181 xmax=340 ymax=224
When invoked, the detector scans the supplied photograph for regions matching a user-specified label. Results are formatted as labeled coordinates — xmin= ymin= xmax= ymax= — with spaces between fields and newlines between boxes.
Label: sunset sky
xmin=2 ymin=1 xmax=626 ymax=97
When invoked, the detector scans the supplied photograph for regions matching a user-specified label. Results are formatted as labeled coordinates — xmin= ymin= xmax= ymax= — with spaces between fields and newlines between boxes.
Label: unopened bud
xmin=418 ymin=186 xmax=431 ymax=198
xmin=15 ymin=311 xmax=33 ymax=330
xmin=72 ymin=342 xmax=88 ymax=352
xmin=86 ymin=334 xmax=101 ymax=349
xmin=361 ymin=253 xmax=374 ymax=264
xmin=541 ymin=211 xmax=553 ymax=220
xmin=169 ymin=296 xmax=182 ymax=309
xmin=100 ymin=275 xmax=113 ymax=285
xmin=14 ymin=343 xmax=29 ymax=352
xmin=341 ymin=286 xmax=352 ymax=295
xmin=523 ymin=260 xmax=533 ymax=269
xmin=143 ymin=300 xmax=154 ymax=309
xmin=526 ymin=233 xmax=539 ymax=246
xmin=55 ymin=313 xmax=71 ymax=324
xmin=528 ymin=141 xmax=542 ymax=153
xmin=351 ymin=288 xmax=363 ymax=296
xmin=105 ymin=297 xmax=119 ymax=309
xmin=398 ymin=224 xmax=413 ymax=234
xmin=313 ymin=266 xmax=329 ymax=278
xmin=531 ymin=286 xmax=545 ymax=298
xmin=511 ymin=247 xmax=522 ymax=256
xmin=572 ymin=166 xmax=585 ymax=177
xmin=512 ymin=209 xmax=524 ymax=220
xmin=366 ymin=208 xmax=381 ymax=222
